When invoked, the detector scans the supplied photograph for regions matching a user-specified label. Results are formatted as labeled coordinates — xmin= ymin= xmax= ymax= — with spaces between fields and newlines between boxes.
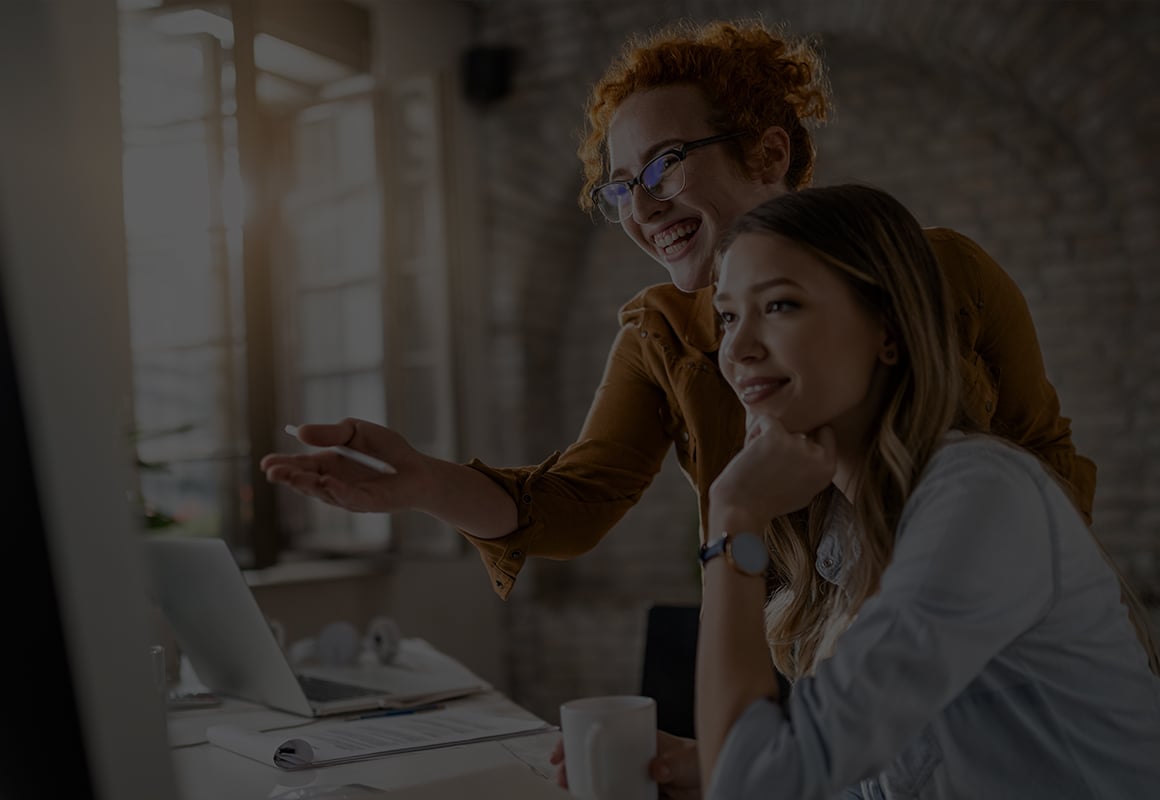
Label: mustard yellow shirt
xmin=464 ymin=228 xmax=1097 ymax=599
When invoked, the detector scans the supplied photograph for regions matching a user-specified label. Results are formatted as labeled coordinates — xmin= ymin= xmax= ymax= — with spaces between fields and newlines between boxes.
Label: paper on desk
xmin=207 ymin=705 xmax=553 ymax=770
xmin=499 ymin=730 xmax=561 ymax=780
xmin=262 ymin=764 xmax=568 ymax=800
xmin=378 ymin=763 xmax=571 ymax=799
xmin=167 ymin=697 xmax=311 ymax=748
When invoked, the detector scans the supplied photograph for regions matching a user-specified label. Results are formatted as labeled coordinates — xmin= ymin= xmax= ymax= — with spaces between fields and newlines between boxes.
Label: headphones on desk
xmin=273 ymin=616 xmax=402 ymax=668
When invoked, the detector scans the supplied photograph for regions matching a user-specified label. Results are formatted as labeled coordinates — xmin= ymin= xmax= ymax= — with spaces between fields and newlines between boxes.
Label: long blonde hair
xmin=719 ymin=185 xmax=1160 ymax=679
xmin=720 ymin=185 xmax=961 ymax=678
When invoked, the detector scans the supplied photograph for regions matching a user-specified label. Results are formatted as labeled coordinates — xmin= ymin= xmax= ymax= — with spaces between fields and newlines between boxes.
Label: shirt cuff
xmin=458 ymin=454 xmax=560 ymax=598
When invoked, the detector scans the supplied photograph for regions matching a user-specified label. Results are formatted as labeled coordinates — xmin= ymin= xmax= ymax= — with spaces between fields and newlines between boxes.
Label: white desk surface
xmin=168 ymin=693 xmax=563 ymax=800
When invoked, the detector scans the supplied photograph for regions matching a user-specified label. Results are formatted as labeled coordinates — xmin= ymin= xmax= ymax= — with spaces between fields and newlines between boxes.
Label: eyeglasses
xmin=590 ymin=132 xmax=746 ymax=223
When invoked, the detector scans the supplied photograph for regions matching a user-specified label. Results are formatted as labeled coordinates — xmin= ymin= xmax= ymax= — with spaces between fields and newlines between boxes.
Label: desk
xmin=168 ymin=691 xmax=565 ymax=799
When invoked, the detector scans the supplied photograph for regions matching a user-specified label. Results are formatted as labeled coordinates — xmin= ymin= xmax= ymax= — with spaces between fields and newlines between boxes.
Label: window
xmin=118 ymin=1 xmax=461 ymax=565
xmin=274 ymin=96 xmax=391 ymax=552
xmin=120 ymin=12 xmax=249 ymax=545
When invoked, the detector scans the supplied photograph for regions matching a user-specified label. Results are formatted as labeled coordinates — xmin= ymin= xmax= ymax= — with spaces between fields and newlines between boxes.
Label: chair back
xmin=639 ymin=604 xmax=700 ymax=738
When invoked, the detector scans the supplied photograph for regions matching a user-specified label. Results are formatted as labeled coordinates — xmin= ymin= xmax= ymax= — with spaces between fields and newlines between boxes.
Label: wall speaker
xmin=461 ymin=45 xmax=519 ymax=108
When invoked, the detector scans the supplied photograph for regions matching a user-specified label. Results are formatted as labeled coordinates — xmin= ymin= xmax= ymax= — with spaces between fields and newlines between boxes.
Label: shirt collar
xmin=685 ymin=284 xmax=723 ymax=352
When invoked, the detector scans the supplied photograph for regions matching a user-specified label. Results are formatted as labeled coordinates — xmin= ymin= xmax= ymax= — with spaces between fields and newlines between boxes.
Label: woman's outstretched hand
xmin=262 ymin=417 xmax=519 ymax=539
xmin=548 ymin=731 xmax=702 ymax=800
xmin=260 ymin=418 xmax=431 ymax=514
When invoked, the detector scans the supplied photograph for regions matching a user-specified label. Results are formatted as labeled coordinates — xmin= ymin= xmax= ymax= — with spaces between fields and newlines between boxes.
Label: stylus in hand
xmin=284 ymin=424 xmax=397 ymax=475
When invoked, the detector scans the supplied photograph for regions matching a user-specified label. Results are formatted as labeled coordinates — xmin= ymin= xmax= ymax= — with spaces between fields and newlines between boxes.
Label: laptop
xmin=141 ymin=535 xmax=482 ymax=717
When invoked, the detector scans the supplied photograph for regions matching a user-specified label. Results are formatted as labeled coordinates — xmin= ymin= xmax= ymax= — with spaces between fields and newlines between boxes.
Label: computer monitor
xmin=0 ymin=1 xmax=178 ymax=797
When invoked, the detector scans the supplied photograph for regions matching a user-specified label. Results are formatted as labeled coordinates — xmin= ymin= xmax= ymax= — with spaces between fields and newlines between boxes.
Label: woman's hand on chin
xmin=710 ymin=414 xmax=837 ymax=527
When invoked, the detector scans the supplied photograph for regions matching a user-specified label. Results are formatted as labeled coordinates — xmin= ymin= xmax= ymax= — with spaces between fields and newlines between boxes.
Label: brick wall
xmin=465 ymin=0 xmax=1160 ymax=723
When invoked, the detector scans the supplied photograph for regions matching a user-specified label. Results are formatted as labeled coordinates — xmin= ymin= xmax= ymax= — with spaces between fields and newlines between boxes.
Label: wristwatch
xmin=699 ymin=532 xmax=769 ymax=577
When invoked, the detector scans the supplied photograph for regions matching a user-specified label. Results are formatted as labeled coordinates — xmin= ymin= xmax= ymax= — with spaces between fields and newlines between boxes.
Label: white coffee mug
xmin=560 ymin=695 xmax=657 ymax=800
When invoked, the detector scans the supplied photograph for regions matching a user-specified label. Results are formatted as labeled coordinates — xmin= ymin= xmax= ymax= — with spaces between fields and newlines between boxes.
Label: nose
xmin=721 ymin=312 xmax=764 ymax=368
xmin=629 ymin=183 xmax=666 ymax=224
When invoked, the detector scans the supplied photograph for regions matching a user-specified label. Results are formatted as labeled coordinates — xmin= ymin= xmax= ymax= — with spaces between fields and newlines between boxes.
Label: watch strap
xmin=698 ymin=534 xmax=728 ymax=566
xmin=700 ymin=531 xmax=770 ymax=577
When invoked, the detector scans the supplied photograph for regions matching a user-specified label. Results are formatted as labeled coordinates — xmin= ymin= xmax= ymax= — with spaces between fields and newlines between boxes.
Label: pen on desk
xmin=284 ymin=424 xmax=398 ymax=475
xmin=349 ymin=702 xmax=445 ymax=721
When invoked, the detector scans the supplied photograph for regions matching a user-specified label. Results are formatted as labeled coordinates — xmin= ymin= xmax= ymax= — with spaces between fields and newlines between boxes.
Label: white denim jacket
xmin=709 ymin=435 xmax=1160 ymax=800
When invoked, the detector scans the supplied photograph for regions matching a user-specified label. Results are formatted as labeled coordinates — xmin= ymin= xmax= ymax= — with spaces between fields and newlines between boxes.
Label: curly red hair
xmin=577 ymin=19 xmax=832 ymax=212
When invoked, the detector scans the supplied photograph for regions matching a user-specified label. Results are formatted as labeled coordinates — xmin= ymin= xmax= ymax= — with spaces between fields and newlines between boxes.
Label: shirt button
xmin=495 ymin=580 xmax=502 ymax=587
xmin=681 ymin=431 xmax=689 ymax=442
xmin=521 ymin=493 xmax=532 ymax=504
xmin=640 ymin=331 xmax=648 ymax=338
xmin=821 ymin=558 xmax=835 ymax=569
xmin=510 ymin=550 xmax=522 ymax=560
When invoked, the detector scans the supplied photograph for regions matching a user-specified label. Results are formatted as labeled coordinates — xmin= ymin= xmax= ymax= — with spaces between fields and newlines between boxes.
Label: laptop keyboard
xmin=296 ymin=675 xmax=381 ymax=703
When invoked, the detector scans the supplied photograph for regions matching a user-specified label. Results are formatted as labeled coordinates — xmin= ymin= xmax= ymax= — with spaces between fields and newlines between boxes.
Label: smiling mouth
xmin=653 ymin=221 xmax=700 ymax=258
xmin=738 ymin=380 xmax=789 ymax=405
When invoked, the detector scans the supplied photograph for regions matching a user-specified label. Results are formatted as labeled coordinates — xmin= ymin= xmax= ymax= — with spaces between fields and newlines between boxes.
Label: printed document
xmin=207 ymin=703 xmax=553 ymax=769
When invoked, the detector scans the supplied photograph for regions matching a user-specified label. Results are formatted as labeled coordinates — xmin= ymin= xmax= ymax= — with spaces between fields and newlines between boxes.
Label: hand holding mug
xmin=551 ymin=729 xmax=700 ymax=800
xmin=557 ymin=695 xmax=657 ymax=800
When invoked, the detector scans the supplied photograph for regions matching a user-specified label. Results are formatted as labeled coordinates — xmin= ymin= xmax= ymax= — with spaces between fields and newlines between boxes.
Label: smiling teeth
xmin=741 ymin=382 xmax=781 ymax=399
xmin=653 ymin=222 xmax=698 ymax=250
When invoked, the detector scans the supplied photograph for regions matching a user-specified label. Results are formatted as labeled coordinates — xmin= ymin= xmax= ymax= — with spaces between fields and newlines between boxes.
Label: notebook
xmin=141 ymin=536 xmax=486 ymax=717
xmin=206 ymin=703 xmax=553 ymax=769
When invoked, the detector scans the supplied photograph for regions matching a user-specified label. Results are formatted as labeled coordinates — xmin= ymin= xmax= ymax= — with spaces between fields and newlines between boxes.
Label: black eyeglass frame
xmin=591 ymin=131 xmax=747 ymax=222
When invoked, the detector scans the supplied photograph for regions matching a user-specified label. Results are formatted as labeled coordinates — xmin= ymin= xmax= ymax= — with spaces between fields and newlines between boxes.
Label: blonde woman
xmin=700 ymin=184 xmax=1160 ymax=799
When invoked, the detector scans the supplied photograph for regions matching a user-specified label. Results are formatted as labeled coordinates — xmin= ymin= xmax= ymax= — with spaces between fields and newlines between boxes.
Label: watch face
xmin=730 ymin=533 xmax=769 ymax=576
